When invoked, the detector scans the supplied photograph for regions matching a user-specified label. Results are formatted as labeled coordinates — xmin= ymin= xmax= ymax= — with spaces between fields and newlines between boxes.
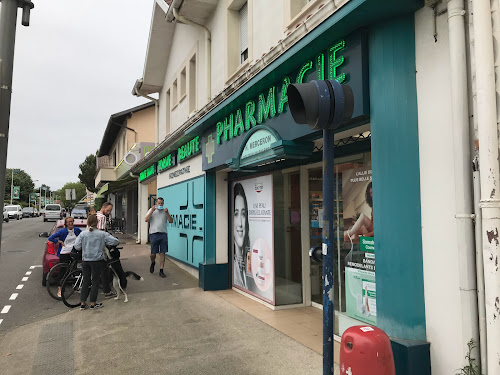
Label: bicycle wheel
xmin=61 ymin=269 xmax=86 ymax=308
xmin=46 ymin=262 xmax=70 ymax=300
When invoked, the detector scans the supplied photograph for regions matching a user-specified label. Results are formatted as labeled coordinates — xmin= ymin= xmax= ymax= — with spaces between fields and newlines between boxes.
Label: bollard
xmin=340 ymin=325 xmax=396 ymax=375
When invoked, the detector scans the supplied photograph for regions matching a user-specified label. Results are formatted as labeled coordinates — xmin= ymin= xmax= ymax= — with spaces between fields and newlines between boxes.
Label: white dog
xmin=111 ymin=269 xmax=143 ymax=303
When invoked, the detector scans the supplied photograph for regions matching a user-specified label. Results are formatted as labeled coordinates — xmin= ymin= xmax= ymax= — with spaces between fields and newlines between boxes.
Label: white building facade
xmin=130 ymin=1 xmax=500 ymax=374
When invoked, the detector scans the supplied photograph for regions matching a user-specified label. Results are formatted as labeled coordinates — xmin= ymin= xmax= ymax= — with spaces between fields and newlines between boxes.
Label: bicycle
xmin=46 ymin=257 xmax=80 ymax=300
xmin=60 ymin=246 xmax=123 ymax=308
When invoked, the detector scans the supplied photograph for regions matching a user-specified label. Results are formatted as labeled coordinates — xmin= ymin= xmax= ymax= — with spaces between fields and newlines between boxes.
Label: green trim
xmin=370 ymin=16 xmax=425 ymax=341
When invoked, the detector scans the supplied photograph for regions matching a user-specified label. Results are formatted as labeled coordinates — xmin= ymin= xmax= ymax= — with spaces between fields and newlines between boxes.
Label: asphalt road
xmin=0 ymin=217 xmax=61 ymax=336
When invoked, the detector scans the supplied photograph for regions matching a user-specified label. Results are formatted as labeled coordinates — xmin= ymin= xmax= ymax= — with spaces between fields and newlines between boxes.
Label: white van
xmin=4 ymin=205 xmax=23 ymax=220
xmin=43 ymin=204 xmax=62 ymax=222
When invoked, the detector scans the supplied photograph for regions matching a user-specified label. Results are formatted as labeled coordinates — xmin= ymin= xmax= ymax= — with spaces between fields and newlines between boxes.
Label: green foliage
xmin=4 ymin=169 xmax=34 ymax=203
xmin=78 ymin=153 xmax=97 ymax=193
xmin=456 ymin=339 xmax=482 ymax=375
xmin=55 ymin=182 xmax=87 ymax=210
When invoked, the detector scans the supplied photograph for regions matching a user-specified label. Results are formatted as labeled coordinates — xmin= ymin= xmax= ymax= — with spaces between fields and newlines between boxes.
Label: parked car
xmin=4 ymin=205 xmax=22 ymax=220
xmin=39 ymin=219 xmax=87 ymax=286
xmin=43 ymin=204 xmax=63 ymax=222
xmin=22 ymin=207 xmax=36 ymax=218
xmin=3 ymin=208 xmax=9 ymax=222
xmin=71 ymin=208 xmax=87 ymax=219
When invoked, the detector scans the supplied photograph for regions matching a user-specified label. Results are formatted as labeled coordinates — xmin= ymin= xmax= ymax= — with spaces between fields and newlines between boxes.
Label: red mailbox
xmin=340 ymin=325 xmax=395 ymax=375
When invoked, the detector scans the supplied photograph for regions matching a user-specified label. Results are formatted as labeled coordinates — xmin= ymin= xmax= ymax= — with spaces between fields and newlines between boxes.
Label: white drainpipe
xmin=447 ymin=0 xmax=480 ymax=366
xmin=473 ymin=0 xmax=500 ymax=373
xmin=473 ymin=157 xmax=487 ymax=372
xmin=172 ymin=7 xmax=211 ymax=103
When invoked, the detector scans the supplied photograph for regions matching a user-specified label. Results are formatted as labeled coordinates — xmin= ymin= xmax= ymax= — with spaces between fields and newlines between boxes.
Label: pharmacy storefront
xmin=186 ymin=10 xmax=425 ymax=349
xmin=193 ymin=29 xmax=376 ymax=337
xmin=138 ymin=136 xmax=206 ymax=277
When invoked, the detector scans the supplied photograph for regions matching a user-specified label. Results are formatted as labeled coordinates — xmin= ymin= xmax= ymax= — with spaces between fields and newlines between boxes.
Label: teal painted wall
xmin=159 ymin=176 xmax=205 ymax=268
xmin=369 ymin=16 xmax=426 ymax=341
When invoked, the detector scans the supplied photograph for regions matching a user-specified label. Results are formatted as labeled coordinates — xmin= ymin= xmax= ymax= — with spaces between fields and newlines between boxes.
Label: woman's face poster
xmin=232 ymin=174 xmax=274 ymax=304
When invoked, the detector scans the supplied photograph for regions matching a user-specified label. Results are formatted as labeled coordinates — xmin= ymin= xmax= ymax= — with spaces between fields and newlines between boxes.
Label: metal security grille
xmin=239 ymin=3 xmax=248 ymax=63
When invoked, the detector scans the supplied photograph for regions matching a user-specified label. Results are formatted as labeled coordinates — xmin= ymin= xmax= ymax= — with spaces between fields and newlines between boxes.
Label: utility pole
xmin=0 ymin=0 xmax=34 ymax=255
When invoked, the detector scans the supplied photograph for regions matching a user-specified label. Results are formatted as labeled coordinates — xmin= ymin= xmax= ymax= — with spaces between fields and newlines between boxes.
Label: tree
xmin=55 ymin=182 xmax=87 ymax=210
xmin=78 ymin=153 xmax=97 ymax=193
xmin=4 ymin=169 xmax=34 ymax=203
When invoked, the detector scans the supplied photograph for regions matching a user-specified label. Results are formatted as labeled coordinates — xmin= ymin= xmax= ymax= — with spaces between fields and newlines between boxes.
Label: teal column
xmin=204 ymin=171 xmax=216 ymax=264
xmin=369 ymin=16 xmax=426 ymax=341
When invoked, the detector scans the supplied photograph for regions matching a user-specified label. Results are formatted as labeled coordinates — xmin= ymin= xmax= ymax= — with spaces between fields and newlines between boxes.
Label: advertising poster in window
xmin=342 ymin=167 xmax=376 ymax=325
xmin=232 ymin=174 xmax=274 ymax=304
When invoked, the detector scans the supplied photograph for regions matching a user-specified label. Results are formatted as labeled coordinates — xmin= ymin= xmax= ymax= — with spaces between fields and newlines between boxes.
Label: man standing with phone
xmin=145 ymin=197 xmax=173 ymax=278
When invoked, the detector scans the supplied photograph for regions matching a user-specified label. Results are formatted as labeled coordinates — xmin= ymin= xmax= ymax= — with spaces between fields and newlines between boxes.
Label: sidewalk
xmin=0 ymin=240 xmax=327 ymax=375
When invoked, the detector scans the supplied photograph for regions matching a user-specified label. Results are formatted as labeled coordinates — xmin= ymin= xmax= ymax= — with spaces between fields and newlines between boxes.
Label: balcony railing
xmin=96 ymin=156 xmax=113 ymax=171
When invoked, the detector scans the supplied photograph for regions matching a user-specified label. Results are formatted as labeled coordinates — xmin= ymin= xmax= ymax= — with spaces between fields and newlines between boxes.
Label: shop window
xmin=180 ymin=67 xmax=186 ymax=100
xmin=231 ymin=171 xmax=303 ymax=306
xmin=188 ymin=54 xmax=197 ymax=113
xmin=274 ymin=170 xmax=303 ymax=306
xmin=308 ymin=152 xmax=373 ymax=335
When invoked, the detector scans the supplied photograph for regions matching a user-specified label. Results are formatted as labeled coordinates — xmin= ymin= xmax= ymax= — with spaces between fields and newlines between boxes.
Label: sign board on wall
xmin=232 ymin=174 xmax=274 ymax=304
xmin=158 ymin=176 xmax=205 ymax=268
xmin=138 ymin=137 xmax=201 ymax=183
xmin=201 ymin=31 xmax=369 ymax=171
xmin=342 ymin=167 xmax=375 ymax=325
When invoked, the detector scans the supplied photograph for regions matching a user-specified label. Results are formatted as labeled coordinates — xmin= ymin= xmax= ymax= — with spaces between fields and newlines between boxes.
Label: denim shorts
xmin=150 ymin=232 xmax=168 ymax=254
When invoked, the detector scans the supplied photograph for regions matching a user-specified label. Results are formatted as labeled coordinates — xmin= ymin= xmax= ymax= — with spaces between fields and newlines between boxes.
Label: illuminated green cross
xmin=205 ymin=134 xmax=215 ymax=164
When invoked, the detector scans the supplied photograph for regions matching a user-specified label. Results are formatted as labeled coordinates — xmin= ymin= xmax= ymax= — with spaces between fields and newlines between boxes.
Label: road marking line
xmin=29 ymin=265 xmax=42 ymax=269
xmin=0 ymin=319 xmax=3 ymax=325
xmin=9 ymin=293 xmax=18 ymax=300
xmin=16 ymin=285 xmax=23 ymax=290
xmin=1 ymin=306 xmax=11 ymax=314
xmin=25 ymin=271 xmax=32 ymax=275
xmin=21 ymin=277 xmax=28 ymax=282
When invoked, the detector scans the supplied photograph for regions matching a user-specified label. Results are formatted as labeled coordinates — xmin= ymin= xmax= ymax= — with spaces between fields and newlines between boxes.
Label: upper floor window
xmin=239 ymin=3 xmax=248 ymax=64
xmin=285 ymin=0 xmax=320 ymax=30
xmin=226 ymin=0 xmax=252 ymax=81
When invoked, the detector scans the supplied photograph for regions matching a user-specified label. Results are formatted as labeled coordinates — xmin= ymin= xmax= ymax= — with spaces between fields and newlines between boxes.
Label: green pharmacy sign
xmin=178 ymin=136 xmax=201 ymax=162
xmin=201 ymin=31 xmax=369 ymax=171
xmin=158 ymin=153 xmax=175 ymax=173
xmin=139 ymin=164 xmax=156 ymax=182
xmin=139 ymin=136 xmax=202 ymax=181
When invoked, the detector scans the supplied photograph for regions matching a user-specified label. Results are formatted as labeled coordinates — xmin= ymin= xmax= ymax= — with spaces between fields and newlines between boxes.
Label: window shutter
xmin=239 ymin=3 xmax=248 ymax=54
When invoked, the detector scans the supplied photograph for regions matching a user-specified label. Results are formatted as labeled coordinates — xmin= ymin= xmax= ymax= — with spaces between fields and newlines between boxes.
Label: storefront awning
xmin=95 ymin=174 xmax=138 ymax=198
xmin=225 ymin=126 xmax=313 ymax=171
xmin=95 ymin=183 xmax=109 ymax=198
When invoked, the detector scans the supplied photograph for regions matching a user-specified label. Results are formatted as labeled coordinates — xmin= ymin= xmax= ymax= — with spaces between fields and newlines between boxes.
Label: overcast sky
xmin=3 ymin=0 xmax=154 ymax=190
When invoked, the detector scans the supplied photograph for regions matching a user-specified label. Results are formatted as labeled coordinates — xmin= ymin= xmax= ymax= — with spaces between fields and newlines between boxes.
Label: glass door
xmin=308 ymin=153 xmax=371 ymax=334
